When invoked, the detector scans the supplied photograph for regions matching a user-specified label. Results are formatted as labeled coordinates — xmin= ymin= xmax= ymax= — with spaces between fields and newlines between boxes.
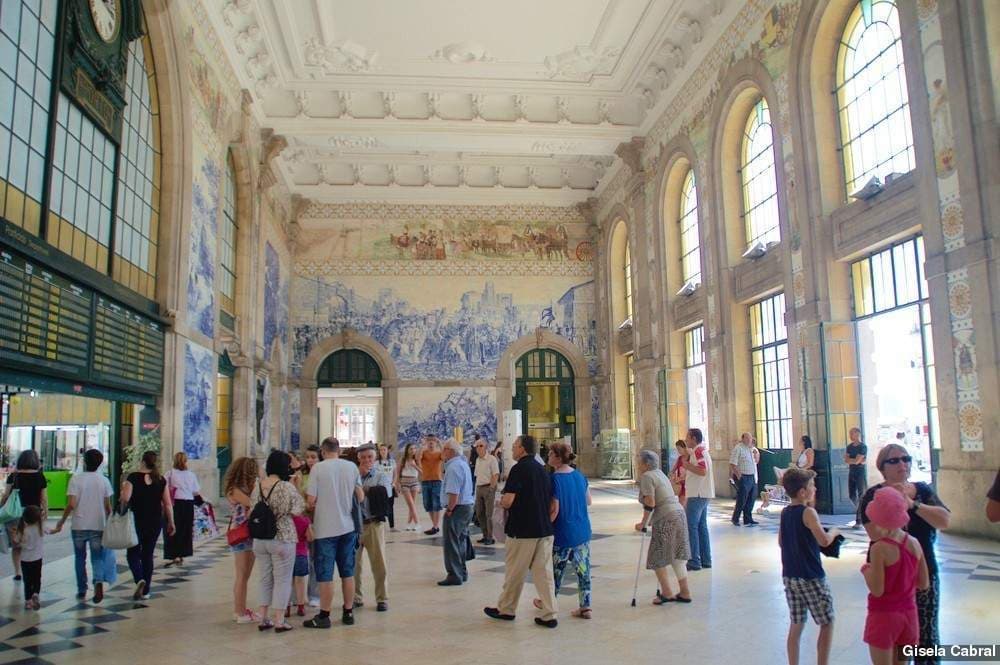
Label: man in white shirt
xmin=473 ymin=438 xmax=500 ymax=545
xmin=682 ymin=428 xmax=715 ymax=571
xmin=51 ymin=449 xmax=113 ymax=602
xmin=304 ymin=437 xmax=364 ymax=629
xmin=729 ymin=432 xmax=760 ymax=527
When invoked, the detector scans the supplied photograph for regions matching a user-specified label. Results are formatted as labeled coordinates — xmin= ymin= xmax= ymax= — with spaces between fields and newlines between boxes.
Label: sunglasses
xmin=883 ymin=455 xmax=912 ymax=465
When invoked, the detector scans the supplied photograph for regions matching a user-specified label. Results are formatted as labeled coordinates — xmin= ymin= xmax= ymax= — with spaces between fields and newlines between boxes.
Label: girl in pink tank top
xmin=861 ymin=487 xmax=930 ymax=665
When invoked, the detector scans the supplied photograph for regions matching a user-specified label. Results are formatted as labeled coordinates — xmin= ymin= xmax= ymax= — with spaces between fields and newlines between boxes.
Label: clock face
xmin=88 ymin=0 xmax=120 ymax=43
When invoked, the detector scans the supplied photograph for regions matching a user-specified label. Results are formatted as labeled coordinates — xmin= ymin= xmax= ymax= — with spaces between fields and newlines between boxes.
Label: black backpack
xmin=248 ymin=482 xmax=279 ymax=540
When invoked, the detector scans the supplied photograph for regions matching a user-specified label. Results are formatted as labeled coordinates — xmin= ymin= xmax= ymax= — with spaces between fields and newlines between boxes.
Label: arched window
xmin=219 ymin=153 xmax=238 ymax=318
xmin=624 ymin=245 xmax=633 ymax=320
xmin=740 ymin=98 xmax=780 ymax=249
xmin=678 ymin=170 xmax=701 ymax=286
xmin=113 ymin=35 xmax=161 ymax=299
xmin=836 ymin=0 xmax=913 ymax=196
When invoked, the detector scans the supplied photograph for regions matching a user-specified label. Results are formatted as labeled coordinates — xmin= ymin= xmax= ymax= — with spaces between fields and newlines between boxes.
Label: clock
xmin=88 ymin=0 xmax=121 ymax=43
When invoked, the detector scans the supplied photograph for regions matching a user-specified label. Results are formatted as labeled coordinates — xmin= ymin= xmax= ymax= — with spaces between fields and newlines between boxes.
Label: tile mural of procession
xmin=291 ymin=275 xmax=597 ymax=381
xmin=293 ymin=217 xmax=594 ymax=263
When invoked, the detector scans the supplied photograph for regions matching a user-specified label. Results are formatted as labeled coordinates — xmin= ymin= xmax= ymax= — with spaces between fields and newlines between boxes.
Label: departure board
xmin=0 ymin=250 xmax=92 ymax=377
xmin=0 ymin=247 xmax=165 ymax=397
xmin=93 ymin=296 xmax=165 ymax=394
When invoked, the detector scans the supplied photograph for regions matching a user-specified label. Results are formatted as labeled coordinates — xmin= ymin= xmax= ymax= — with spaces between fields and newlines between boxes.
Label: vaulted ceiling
xmin=207 ymin=0 xmax=740 ymax=205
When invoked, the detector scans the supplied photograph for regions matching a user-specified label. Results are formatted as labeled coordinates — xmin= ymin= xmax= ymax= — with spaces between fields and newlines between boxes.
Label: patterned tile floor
xmin=0 ymin=483 xmax=995 ymax=665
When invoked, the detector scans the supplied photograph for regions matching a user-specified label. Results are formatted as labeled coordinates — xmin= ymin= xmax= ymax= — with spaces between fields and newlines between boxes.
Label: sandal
xmin=571 ymin=608 xmax=592 ymax=619
xmin=674 ymin=595 xmax=693 ymax=604
xmin=274 ymin=623 xmax=293 ymax=633
xmin=652 ymin=591 xmax=675 ymax=605
xmin=258 ymin=620 xmax=274 ymax=631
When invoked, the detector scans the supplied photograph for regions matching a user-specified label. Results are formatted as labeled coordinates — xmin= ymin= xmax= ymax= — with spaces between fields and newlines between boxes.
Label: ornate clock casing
xmin=60 ymin=0 xmax=144 ymax=142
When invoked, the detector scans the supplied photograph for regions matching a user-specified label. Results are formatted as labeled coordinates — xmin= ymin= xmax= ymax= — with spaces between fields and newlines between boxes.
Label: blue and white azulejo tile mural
xmin=264 ymin=242 xmax=289 ymax=361
xmin=186 ymin=155 xmax=220 ymax=339
xmin=182 ymin=341 xmax=215 ymax=460
xmin=397 ymin=388 xmax=497 ymax=447
xmin=291 ymin=275 xmax=596 ymax=381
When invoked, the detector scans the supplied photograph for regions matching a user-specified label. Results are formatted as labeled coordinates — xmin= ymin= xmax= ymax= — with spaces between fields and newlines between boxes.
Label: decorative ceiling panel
xmin=207 ymin=0 xmax=742 ymax=204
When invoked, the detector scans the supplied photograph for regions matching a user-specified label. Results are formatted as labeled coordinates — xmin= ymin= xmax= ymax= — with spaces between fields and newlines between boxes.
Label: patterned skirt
xmin=646 ymin=508 xmax=691 ymax=570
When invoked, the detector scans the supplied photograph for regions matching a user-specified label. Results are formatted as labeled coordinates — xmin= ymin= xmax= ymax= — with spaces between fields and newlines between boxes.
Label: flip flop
xmin=571 ymin=608 xmax=592 ymax=619
xmin=652 ymin=592 xmax=675 ymax=605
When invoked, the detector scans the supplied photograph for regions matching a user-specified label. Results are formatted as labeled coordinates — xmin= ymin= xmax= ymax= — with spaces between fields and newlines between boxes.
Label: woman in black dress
xmin=1 ymin=450 xmax=48 ymax=582
xmin=120 ymin=451 xmax=175 ymax=600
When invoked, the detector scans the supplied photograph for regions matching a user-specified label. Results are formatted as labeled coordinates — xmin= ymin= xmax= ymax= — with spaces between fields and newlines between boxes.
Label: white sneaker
xmin=308 ymin=598 xmax=321 ymax=608
xmin=235 ymin=609 xmax=260 ymax=624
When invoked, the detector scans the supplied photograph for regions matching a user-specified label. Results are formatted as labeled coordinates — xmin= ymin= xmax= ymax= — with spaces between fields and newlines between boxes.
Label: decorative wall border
xmin=295 ymin=259 xmax=595 ymax=278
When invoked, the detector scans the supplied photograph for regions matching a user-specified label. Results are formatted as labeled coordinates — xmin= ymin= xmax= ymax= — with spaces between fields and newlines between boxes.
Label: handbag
xmin=102 ymin=507 xmax=139 ymax=549
xmin=0 ymin=486 xmax=23 ymax=524
xmin=226 ymin=510 xmax=251 ymax=546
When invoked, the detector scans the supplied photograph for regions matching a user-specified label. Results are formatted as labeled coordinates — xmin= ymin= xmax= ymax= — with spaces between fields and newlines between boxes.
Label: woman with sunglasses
xmin=858 ymin=443 xmax=950 ymax=665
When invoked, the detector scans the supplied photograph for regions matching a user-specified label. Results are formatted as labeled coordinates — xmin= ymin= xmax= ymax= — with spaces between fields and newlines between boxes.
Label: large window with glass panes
xmin=750 ymin=293 xmax=791 ymax=449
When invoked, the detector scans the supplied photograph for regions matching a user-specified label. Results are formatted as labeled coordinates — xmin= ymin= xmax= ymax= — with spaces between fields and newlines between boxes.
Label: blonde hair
xmin=173 ymin=452 xmax=188 ymax=471
xmin=876 ymin=443 xmax=909 ymax=472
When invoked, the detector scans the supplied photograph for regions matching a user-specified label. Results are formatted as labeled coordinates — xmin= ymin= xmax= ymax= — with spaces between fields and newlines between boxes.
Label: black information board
xmin=0 ymin=248 xmax=164 ymax=396
xmin=0 ymin=250 xmax=92 ymax=377
xmin=93 ymin=296 xmax=164 ymax=394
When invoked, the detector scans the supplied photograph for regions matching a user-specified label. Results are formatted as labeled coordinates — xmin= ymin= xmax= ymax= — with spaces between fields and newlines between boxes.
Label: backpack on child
xmin=248 ymin=482 xmax=279 ymax=540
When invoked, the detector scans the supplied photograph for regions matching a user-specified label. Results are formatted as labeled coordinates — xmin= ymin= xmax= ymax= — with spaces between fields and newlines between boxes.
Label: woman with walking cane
xmin=635 ymin=449 xmax=693 ymax=604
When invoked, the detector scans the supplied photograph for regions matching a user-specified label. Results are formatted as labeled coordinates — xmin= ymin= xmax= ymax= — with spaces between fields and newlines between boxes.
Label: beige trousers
xmin=497 ymin=535 xmax=557 ymax=620
xmin=475 ymin=485 xmax=496 ymax=540
xmin=353 ymin=521 xmax=388 ymax=603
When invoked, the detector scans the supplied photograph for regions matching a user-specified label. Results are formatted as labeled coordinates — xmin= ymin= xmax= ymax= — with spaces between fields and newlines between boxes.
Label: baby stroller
xmin=757 ymin=466 xmax=790 ymax=514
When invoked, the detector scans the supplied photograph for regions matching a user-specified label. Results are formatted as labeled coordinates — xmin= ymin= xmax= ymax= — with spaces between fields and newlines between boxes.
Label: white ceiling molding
xmin=202 ymin=0 xmax=743 ymax=206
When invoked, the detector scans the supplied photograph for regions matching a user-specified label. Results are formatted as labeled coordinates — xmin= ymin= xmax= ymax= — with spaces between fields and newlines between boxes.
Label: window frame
xmin=740 ymin=98 xmax=781 ymax=250
xmin=219 ymin=152 xmax=238 ymax=318
xmin=626 ymin=353 xmax=636 ymax=431
xmin=678 ymin=169 xmax=701 ymax=286
xmin=749 ymin=293 xmax=792 ymax=449
xmin=835 ymin=0 xmax=914 ymax=198
xmin=624 ymin=244 xmax=633 ymax=321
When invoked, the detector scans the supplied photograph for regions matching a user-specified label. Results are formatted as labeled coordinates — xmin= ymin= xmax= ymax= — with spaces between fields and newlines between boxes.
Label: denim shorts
xmin=293 ymin=553 xmax=310 ymax=577
xmin=314 ymin=533 xmax=358 ymax=581
xmin=229 ymin=539 xmax=254 ymax=554
xmin=421 ymin=480 xmax=443 ymax=512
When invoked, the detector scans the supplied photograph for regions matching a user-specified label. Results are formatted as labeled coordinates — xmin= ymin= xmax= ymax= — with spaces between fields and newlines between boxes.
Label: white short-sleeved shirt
xmin=167 ymin=469 xmax=201 ymax=500
xmin=685 ymin=443 xmax=716 ymax=499
xmin=307 ymin=458 xmax=361 ymax=539
xmin=67 ymin=472 xmax=114 ymax=531
xmin=20 ymin=526 xmax=43 ymax=562
xmin=474 ymin=454 xmax=500 ymax=486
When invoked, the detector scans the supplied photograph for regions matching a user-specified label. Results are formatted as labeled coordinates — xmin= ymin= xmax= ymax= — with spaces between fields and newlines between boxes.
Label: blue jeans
xmin=72 ymin=529 xmax=109 ymax=595
xmin=732 ymin=475 xmax=757 ymax=524
xmin=685 ymin=497 xmax=712 ymax=568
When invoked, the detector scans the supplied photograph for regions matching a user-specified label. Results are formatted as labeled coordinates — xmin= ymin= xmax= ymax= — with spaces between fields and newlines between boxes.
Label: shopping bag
xmin=491 ymin=492 xmax=507 ymax=544
xmin=0 ymin=526 xmax=9 ymax=554
xmin=95 ymin=545 xmax=119 ymax=584
xmin=102 ymin=508 xmax=139 ymax=549
xmin=0 ymin=490 xmax=23 ymax=524
xmin=193 ymin=502 xmax=219 ymax=542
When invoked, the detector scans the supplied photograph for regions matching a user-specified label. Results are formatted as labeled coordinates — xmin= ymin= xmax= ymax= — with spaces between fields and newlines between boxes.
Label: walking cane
xmin=630 ymin=527 xmax=647 ymax=607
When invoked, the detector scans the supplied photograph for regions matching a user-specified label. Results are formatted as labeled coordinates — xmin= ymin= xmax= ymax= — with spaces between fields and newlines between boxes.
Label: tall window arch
xmin=740 ymin=98 xmax=780 ymax=249
xmin=112 ymin=35 xmax=161 ymax=299
xmin=836 ymin=0 xmax=914 ymax=196
xmin=219 ymin=153 xmax=238 ymax=319
xmin=624 ymin=244 xmax=633 ymax=320
xmin=679 ymin=169 xmax=701 ymax=286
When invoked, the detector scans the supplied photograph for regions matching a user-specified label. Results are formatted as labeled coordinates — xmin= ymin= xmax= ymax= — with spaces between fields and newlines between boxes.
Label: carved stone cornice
xmin=615 ymin=137 xmax=645 ymax=174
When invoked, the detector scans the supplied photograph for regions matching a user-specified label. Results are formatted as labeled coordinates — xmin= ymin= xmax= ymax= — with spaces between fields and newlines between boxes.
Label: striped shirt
xmin=730 ymin=444 xmax=758 ymax=477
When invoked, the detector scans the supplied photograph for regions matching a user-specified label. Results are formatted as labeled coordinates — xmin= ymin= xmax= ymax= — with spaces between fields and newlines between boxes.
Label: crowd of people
xmin=8 ymin=424 xmax=1000 ymax=665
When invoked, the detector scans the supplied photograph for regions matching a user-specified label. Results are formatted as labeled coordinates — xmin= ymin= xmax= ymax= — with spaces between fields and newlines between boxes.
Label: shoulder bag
xmin=103 ymin=506 xmax=139 ymax=549
xmin=0 ymin=476 xmax=24 ymax=524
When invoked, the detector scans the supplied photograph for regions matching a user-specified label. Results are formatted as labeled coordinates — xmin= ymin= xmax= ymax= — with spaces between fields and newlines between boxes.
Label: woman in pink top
xmin=861 ymin=487 xmax=930 ymax=665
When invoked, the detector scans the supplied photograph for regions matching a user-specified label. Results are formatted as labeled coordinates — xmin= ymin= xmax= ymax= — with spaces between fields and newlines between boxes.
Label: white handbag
xmin=102 ymin=508 xmax=139 ymax=549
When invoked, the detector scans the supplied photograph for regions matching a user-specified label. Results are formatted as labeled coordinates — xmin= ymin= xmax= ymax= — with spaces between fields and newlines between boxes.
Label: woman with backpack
xmin=250 ymin=449 xmax=304 ymax=633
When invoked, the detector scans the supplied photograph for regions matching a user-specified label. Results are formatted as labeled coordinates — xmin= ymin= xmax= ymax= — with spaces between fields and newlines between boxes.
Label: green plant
xmin=122 ymin=425 xmax=162 ymax=476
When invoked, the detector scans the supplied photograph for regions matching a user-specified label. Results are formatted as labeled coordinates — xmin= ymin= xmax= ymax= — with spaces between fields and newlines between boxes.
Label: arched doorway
xmin=298 ymin=331 xmax=400 ymax=450
xmin=513 ymin=349 xmax=576 ymax=452
xmin=315 ymin=349 xmax=383 ymax=449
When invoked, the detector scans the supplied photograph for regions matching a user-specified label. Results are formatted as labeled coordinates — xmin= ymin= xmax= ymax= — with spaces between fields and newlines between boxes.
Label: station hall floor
xmin=0 ymin=483 xmax=997 ymax=665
